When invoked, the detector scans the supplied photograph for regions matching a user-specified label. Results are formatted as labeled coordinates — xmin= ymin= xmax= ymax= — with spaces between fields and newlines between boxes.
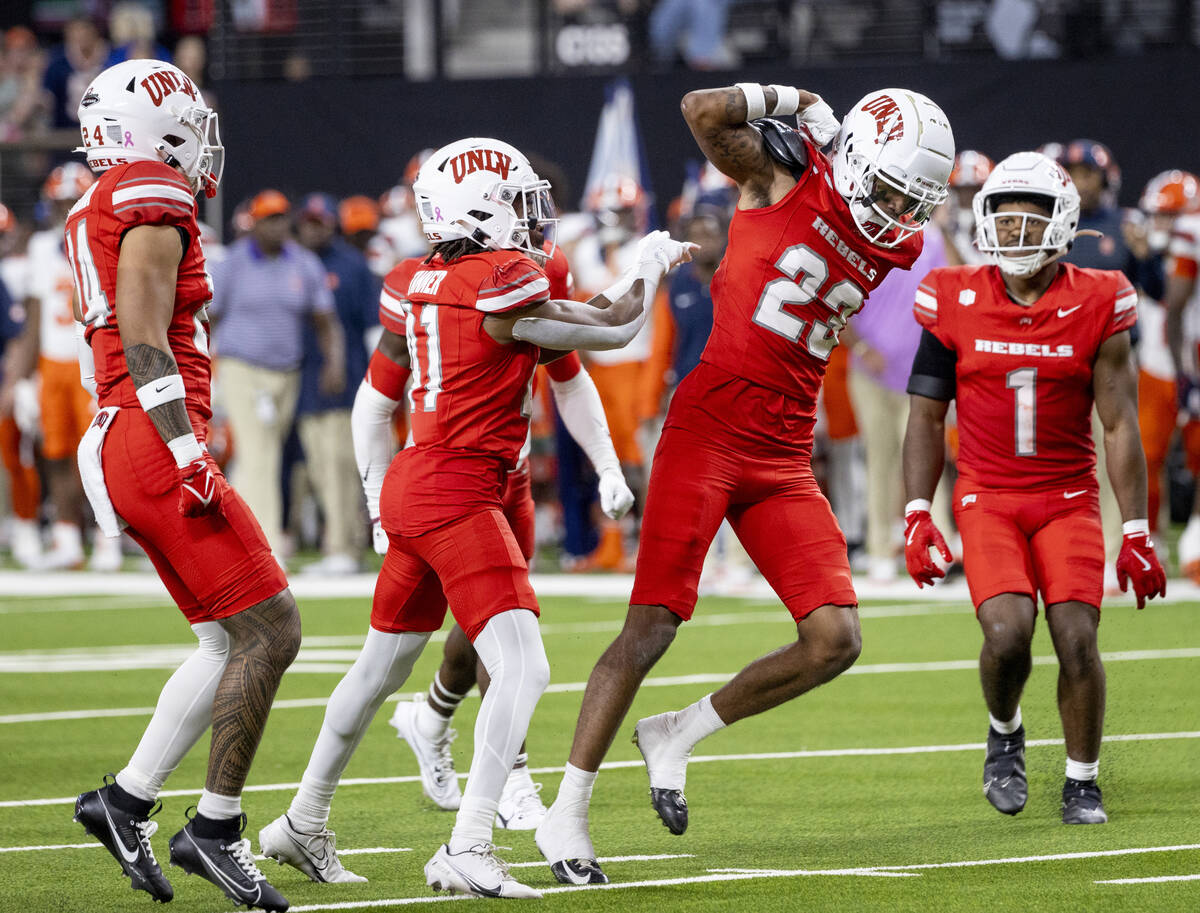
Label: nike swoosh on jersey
xmin=1057 ymin=305 xmax=1082 ymax=317
xmin=1064 ymin=490 xmax=1088 ymax=499
xmin=103 ymin=804 xmax=142 ymax=864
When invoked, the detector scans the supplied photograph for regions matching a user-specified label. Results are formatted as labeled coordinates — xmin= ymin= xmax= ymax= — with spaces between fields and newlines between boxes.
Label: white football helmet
xmin=75 ymin=59 xmax=223 ymax=198
xmin=973 ymin=152 xmax=1080 ymax=277
xmin=412 ymin=137 xmax=556 ymax=256
xmin=831 ymin=88 xmax=954 ymax=248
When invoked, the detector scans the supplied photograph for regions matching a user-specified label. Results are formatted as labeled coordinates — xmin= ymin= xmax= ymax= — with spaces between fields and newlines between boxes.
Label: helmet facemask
xmin=974 ymin=194 xmax=1073 ymax=277
xmin=491 ymin=178 xmax=558 ymax=257
xmin=168 ymin=104 xmax=223 ymax=199
xmin=845 ymin=160 xmax=946 ymax=248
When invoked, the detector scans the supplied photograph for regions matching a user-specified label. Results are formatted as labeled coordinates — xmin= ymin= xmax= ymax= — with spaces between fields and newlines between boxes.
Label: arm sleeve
xmin=476 ymin=257 xmax=550 ymax=314
xmin=549 ymin=366 xmax=621 ymax=476
xmin=906 ymin=329 xmax=957 ymax=401
xmin=351 ymin=379 xmax=400 ymax=521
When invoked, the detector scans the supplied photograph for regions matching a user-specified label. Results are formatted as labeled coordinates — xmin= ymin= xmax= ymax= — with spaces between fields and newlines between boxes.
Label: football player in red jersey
xmin=66 ymin=60 xmax=297 ymax=911
xmin=258 ymin=137 xmax=693 ymax=899
xmin=535 ymin=83 xmax=954 ymax=885
xmin=902 ymin=151 xmax=1166 ymax=826
xmin=381 ymin=241 xmax=636 ymax=830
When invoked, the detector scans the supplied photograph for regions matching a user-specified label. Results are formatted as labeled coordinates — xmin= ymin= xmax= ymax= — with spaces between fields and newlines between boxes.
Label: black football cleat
xmin=1062 ymin=778 xmax=1108 ymax=824
xmin=649 ymin=787 xmax=689 ymax=835
xmin=549 ymin=858 xmax=609 ymax=885
xmin=982 ymin=725 xmax=1027 ymax=815
xmin=74 ymin=776 xmax=173 ymax=903
xmin=168 ymin=811 xmax=288 ymax=911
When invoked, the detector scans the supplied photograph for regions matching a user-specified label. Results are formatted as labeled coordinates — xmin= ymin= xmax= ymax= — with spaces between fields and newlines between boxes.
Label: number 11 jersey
xmin=914 ymin=262 xmax=1136 ymax=490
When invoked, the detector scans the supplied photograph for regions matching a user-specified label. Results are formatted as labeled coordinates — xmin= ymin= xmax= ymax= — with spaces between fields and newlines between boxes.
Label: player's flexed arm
xmin=680 ymin=83 xmax=840 ymax=207
xmin=1093 ymin=330 xmax=1167 ymax=608
xmin=118 ymin=224 xmax=227 ymax=516
xmin=902 ymin=329 xmax=956 ymax=587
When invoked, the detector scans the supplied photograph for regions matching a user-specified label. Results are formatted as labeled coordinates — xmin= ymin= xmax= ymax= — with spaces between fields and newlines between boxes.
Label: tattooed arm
xmin=680 ymin=86 xmax=820 ymax=209
xmin=117 ymin=224 xmax=227 ymax=515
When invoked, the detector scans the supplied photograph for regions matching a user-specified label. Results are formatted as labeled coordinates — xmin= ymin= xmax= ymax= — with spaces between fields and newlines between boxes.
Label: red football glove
xmin=178 ymin=455 xmax=228 ymax=518
xmin=904 ymin=501 xmax=952 ymax=588
xmin=1115 ymin=521 xmax=1167 ymax=610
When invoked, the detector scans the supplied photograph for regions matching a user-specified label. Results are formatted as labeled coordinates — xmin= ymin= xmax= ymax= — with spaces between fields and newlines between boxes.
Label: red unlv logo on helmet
xmin=861 ymin=95 xmax=904 ymax=142
xmin=140 ymin=70 xmax=198 ymax=107
xmin=449 ymin=149 xmax=514 ymax=184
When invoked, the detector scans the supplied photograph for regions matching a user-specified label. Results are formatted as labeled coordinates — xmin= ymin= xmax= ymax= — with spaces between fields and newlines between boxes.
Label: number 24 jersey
xmin=914 ymin=262 xmax=1137 ymax=490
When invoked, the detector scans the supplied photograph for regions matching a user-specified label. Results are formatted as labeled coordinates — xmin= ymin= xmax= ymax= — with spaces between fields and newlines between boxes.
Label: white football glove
xmin=371 ymin=518 xmax=389 ymax=556
xmin=636 ymin=230 xmax=700 ymax=274
xmin=798 ymin=96 xmax=841 ymax=147
xmin=598 ymin=467 xmax=635 ymax=520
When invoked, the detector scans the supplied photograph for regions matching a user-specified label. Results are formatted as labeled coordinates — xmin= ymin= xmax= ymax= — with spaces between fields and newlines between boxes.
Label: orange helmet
xmin=949 ymin=150 xmax=994 ymax=188
xmin=42 ymin=162 xmax=95 ymax=202
xmin=1140 ymin=170 xmax=1200 ymax=215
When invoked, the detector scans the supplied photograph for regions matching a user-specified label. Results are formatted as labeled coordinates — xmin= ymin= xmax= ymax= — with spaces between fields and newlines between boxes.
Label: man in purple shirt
xmin=845 ymin=225 xmax=952 ymax=582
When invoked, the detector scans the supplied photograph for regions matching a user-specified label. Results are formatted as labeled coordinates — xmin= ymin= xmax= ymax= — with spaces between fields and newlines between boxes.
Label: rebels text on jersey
xmin=702 ymin=138 xmax=922 ymax=408
xmin=378 ymin=249 xmax=548 ymax=465
xmin=64 ymin=160 xmax=213 ymax=424
xmin=915 ymin=263 xmax=1137 ymax=490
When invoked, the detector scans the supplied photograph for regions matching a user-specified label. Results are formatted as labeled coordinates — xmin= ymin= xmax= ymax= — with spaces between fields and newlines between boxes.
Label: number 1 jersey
xmin=914 ymin=263 xmax=1137 ymax=490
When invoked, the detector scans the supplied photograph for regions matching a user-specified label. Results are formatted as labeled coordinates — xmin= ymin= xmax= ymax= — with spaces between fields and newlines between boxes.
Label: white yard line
xmin=248 ymin=843 xmax=1200 ymax=912
xmin=4 ymin=647 xmax=1197 ymax=722
xmin=0 ymin=842 xmax=102 ymax=852
xmin=1096 ymin=874 xmax=1200 ymax=884
xmin=3 ymin=731 xmax=1197 ymax=810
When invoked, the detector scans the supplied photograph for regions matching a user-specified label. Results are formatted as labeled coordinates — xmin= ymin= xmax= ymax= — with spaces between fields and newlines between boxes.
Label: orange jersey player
xmin=259 ymin=137 xmax=692 ymax=898
xmin=902 ymin=151 xmax=1165 ymax=828
xmin=537 ymin=82 xmax=955 ymax=885
xmin=68 ymin=59 xmax=297 ymax=912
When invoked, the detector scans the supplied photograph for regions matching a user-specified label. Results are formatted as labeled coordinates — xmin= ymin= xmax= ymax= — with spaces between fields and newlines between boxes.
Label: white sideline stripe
xmin=5 ymin=647 xmax=1197 ymax=721
xmin=508 ymin=853 xmax=694 ymax=869
xmin=4 ymin=731 xmax=1196 ymax=809
xmin=0 ymin=842 xmax=102 ymax=852
xmin=253 ymin=847 xmax=413 ymax=861
xmin=256 ymin=844 xmax=1200 ymax=912
xmin=1097 ymin=874 xmax=1200 ymax=884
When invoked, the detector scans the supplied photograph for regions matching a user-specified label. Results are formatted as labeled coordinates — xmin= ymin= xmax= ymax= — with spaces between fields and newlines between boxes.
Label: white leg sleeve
xmin=289 ymin=627 xmax=430 ymax=829
xmin=451 ymin=610 xmax=550 ymax=848
xmin=117 ymin=621 xmax=230 ymax=802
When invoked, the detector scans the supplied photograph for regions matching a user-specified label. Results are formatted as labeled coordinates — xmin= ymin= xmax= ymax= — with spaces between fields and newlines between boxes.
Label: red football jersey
xmin=543 ymin=242 xmax=574 ymax=300
xmin=703 ymin=139 xmax=922 ymax=408
xmin=64 ymin=160 xmax=213 ymax=426
xmin=378 ymin=249 xmax=548 ymax=465
xmin=915 ymin=262 xmax=1137 ymax=489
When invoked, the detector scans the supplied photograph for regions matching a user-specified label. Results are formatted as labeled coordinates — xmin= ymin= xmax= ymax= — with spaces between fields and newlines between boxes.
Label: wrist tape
xmin=905 ymin=498 xmax=932 ymax=516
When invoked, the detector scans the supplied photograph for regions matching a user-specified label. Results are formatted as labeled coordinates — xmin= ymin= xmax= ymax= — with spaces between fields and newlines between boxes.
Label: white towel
xmin=77 ymin=406 xmax=127 ymax=539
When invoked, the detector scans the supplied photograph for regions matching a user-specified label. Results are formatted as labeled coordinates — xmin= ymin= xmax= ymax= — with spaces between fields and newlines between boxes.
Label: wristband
xmin=1122 ymin=519 xmax=1150 ymax=536
xmin=136 ymin=374 xmax=185 ymax=411
xmin=167 ymin=432 xmax=204 ymax=469
xmin=905 ymin=498 xmax=932 ymax=515
xmin=767 ymin=84 xmax=801 ymax=116
xmin=735 ymin=83 xmax=766 ymax=121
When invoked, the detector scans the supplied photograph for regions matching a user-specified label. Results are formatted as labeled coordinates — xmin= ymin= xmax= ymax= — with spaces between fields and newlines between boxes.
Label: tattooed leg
xmin=206 ymin=588 xmax=302 ymax=796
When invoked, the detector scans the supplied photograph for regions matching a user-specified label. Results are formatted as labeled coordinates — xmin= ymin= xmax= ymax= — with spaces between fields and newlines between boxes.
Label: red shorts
xmin=371 ymin=508 xmax=539 ymax=641
xmin=630 ymin=424 xmax=854 ymax=621
xmin=502 ymin=460 xmax=535 ymax=561
xmin=953 ymin=479 xmax=1104 ymax=611
xmin=101 ymin=407 xmax=287 ymax=623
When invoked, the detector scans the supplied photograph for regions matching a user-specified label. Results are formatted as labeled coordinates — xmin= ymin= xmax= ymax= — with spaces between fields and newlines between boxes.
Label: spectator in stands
xmin=844 ymin=224 xmax=953 ymax=582
xmin=43 ymin=16 xmax=108 ymax=131
xmin=173 ymin=35 xmax=213 ymax=108
xmin=209 ymin=190 xmax=342 ymax=558
xmin=0 ymin=27 xmax=46 ymax=142
xmin=106 ymin=2 xmax=172 ymax=65
xmin=649 ymin=0 xmax=739 ymax=69
xmin=294 ymin=193 xmax=376 ymax=574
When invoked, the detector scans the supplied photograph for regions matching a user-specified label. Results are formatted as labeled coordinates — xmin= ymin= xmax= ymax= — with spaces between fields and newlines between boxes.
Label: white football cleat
xmin=390 ymin=696 xmax=462 ymax=810
xmin=424 ymin=843 xmax=541 ymax=899
xmin=496 ymin=767 xmax=546 ymax=830
xmin=633 ymin=711 xmax=692 ymax=835
xmin=1179 ymin=515 xmax=1200 ymax=585
xmin=258 ymin=813 xmax=366 ymax=884
xmin=535 ymin=800 xmax=607 ymax=884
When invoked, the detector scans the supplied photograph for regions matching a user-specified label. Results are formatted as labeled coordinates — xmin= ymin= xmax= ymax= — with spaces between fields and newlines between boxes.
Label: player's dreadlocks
xmin=426 ymin=238 xmax=484 ymax=264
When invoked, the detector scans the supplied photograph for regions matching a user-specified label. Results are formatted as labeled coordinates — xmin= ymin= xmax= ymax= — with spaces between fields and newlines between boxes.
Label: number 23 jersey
xmin=914 ymin=262 xmax=1137 ymax=490
xmin=702 ymin=139 xmax=921 ymax=413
